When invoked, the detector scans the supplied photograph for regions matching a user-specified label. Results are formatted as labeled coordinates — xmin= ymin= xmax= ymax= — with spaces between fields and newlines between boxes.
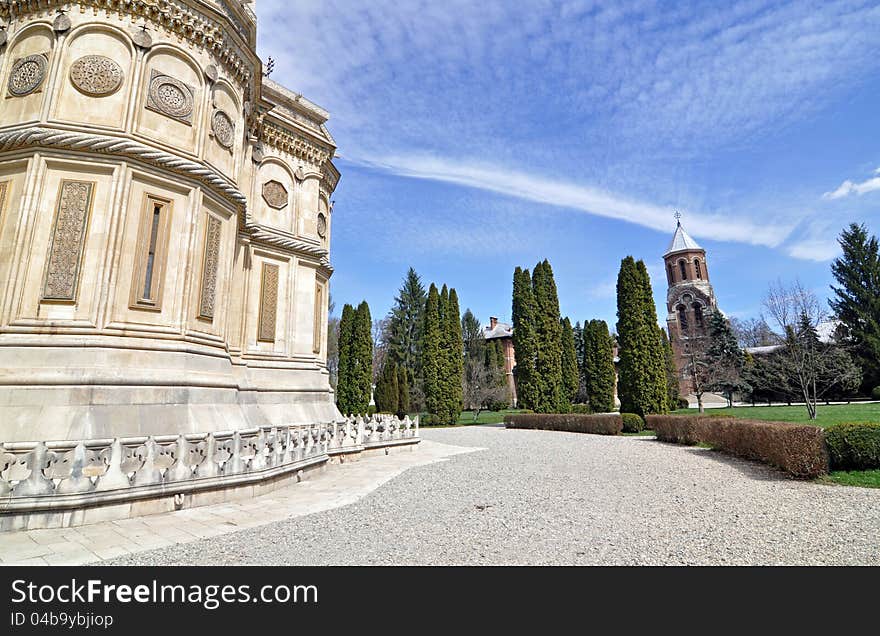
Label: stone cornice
xmin=320 ymin=160 xmax=340 ymax=198
xmin=242 ymin=224 xmax=333 ymax=273
xmin=259 ymin=120 xmax=333 ymax=166
xmin=0 ymin=125 xmax=247 ymax=207
xmin=0 ymin=0 xmax=258 ymax=89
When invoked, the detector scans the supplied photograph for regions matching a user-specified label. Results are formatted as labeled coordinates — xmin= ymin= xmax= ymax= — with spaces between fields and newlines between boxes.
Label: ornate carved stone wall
xmin=41 ymin=180 xmax=94 ymax=302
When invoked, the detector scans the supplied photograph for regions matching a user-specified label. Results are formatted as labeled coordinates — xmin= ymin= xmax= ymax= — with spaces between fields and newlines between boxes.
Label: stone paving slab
xmin=0 ymin=440 xmax=480 ymax=566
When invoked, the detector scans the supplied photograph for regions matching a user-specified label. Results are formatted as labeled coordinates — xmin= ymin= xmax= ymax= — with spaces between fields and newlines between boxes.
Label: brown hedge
xmin=504 ymin=413 xmax=623 ymax=435
xmin=647 ymin=415 xmax=830 ymax=478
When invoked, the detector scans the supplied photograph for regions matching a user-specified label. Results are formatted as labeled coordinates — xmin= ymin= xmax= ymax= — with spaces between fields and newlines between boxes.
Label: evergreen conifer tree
xmin=512 ymin=267 xmax=539 ymax=409
xmin=444 ymin=288 xmax=464 ymax=423
xmin=335 ymin=304 xmax=356 ymax=414
xmin=583 ymin=319 xmax=616 ymax=413
xmin=396 ymin=364 xmax=410 ymax=418
xmin=830 ymin=223 xmax=880 ymax=391
xmin=374 ymin=360 xmax=399 ymax=414
xmin=561 ymin=317 xmax=579 ymax=402
xmin=351 ymin=301 xmax=373 ymax=414
xmin=532 ymin=260 xmax=566 ymax=412
xmin=660 ymin=328 xmax=681 ymax=409
xmin=422 ymin=284 xmax=442 ymax=420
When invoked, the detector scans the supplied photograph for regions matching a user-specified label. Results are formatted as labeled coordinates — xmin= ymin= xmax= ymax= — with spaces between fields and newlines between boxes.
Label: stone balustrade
xmin=0 ymin=415 xmax=419 ymax=530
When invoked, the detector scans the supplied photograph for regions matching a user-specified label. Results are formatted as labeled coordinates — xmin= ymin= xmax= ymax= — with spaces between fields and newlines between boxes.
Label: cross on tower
xmin=673 ymin=210 xmax=682 ymax=225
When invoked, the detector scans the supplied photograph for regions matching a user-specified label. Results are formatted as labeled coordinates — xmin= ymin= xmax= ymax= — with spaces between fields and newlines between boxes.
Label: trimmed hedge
xmin=621 ymin=413 xmax=644 ymax=433
xmin=825 ymin=423 xmax=880 ymax=470
xmin=872 ymin=386 xmax=880 ymax=401
xmin=647 ymin=415 xmax=829 ymax=478
xmin=504 ymin=413 xmax=622 ymax=435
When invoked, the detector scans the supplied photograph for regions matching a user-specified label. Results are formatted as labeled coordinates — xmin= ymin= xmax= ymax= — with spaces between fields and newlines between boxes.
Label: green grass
xmin=821 ymin=469 xmax=880 ymax=489
xmin=674 ymin=402 xmax=880 ymax=428
xmin=622 ymin=429 xmax=656 ymax=437
xmin=455 ymin=409 xmax=525 ymax=425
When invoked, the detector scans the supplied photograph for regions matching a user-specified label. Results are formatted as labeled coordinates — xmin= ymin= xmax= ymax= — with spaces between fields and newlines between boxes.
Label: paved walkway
xmin=0 ymin=440 xmax=480 ymax=565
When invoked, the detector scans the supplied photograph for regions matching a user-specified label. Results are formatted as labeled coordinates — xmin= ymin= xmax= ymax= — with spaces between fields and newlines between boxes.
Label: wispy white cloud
xmin=823 ymin=167 xmax=880 ymax=200
xmin=350 ymin=154 xmax=794 ymax=248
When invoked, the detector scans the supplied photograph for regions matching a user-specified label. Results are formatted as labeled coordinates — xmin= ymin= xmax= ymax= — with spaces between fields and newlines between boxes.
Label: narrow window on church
xmin=693 ymin=303 xmax=704 ymax=328
xmin=695 ymin=259 xmax=702 ymax=279
xmin=679 ymin=259 xmax=687 ymax=281
xmin=677 ymin=304 xmax=689 ymax=331
xmin=667 ymin=263 xmax=674 ymax=284
xmin=131 ymin=195 xmax=171 ymax=310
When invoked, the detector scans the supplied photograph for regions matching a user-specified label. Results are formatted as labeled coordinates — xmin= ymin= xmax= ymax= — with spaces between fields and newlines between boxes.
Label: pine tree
xmin=561 ymin=317 xmax=579 ymax=402
xmin=583 ymin=319 xmax=616 ymax=413
xmin=830 ymin=223 xmax=880 ymax=392
xmin=396 ymin=365 xmax=410 ymax=418
xmin=422 ymin=284 xmax=442 ymax=420
xmin=374 ymin=359 xmax=399 ymax=414
xmin=335 ymin=304 xmax=356 ymax=414
xmin=660 ymin=328 xmax=681 ymax=409
xmin=386 ymin=267 xmax=427 ymax=405
xmin=462 ymin=309 xmax=484 ymax=363
xmin=617 ymin=257 xmax=669 ymax=417
xmin=705 ymin=309 xmax=747 ymax=407
xmin=512 ymin=267 xmax=539 ymax=409
xmin=351 ymin=301 xmax=373 ymax=414
xmin=532 ymin=260 xmax=567 ymax=412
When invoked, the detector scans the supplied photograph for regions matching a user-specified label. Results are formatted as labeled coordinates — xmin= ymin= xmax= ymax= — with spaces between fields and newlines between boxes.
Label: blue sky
xmin=258 ymin=0 xmax=880 ymax=330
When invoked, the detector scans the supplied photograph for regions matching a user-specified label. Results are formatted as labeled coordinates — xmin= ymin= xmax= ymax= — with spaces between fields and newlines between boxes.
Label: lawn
xmin=455 ymin=409 xmax=525 ymax=425
xmin=675 ymin=402 xmax=880 ymax=428
xmin=822 ymin=470 xmax=880 ymax=489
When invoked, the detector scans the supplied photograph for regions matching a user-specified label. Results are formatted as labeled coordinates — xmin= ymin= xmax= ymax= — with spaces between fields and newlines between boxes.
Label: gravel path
xmin=105 ymin=426 xmax=880 ymax=565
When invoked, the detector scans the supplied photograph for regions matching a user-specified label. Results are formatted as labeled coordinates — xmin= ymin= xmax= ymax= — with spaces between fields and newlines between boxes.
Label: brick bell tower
xmin=664 ymin=216 xmax=717 ymax=397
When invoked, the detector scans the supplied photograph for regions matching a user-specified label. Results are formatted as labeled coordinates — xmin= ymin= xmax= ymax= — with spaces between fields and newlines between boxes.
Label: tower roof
xmin=664 ymin=221 xmax=703 ymax=256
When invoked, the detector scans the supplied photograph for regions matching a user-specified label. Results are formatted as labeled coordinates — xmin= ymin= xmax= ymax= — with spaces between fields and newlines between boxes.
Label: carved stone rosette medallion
xmin=8 ymin=54 xmax=48 ymax=97
xmin=69 ymin=55 xmax=124 ymax=97
xmin=261 ymin=180 xmax=288 ymax=209
xmin=211 ymin=110 xmax=235 ymax=149
xmin=317 ymin=213 xmax=327 ymax=239
xmin=145 ymin=70 xmax=195 ymax=124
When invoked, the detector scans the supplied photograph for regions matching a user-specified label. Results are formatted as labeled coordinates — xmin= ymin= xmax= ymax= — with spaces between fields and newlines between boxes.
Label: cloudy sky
xmin=258 ymin=0 xmax=880 ymax=329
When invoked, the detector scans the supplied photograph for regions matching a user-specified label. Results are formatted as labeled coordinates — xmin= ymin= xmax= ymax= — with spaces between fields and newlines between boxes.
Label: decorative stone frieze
xmin=198 ymin=214 xmax=222 ymax=320
xmin=42 ymin=180 xmax=94 ymax=302
xmin=257 ymin=263 xmax=279 ymax=342
xmin=69 ymin=55 xmax=124 ymax=97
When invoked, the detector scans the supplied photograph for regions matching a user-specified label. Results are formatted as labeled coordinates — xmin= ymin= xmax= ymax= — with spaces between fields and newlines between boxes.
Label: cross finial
xmin=673 ymin=210 xmax=682 ymax=226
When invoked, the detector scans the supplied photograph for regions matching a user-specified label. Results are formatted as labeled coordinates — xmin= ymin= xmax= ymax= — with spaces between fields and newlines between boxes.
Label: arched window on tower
xmin=678 ymin=259 xmax=687 ymax=281
xmin=667 ymin=263 xmax=674 ymax=284
xmin=677 ymin=304 xmax=689 ymax=332
xmin=693 ymin=303 xmax=704 ymax=329
xmin=694 ymin=259 xmax=703 ymax=280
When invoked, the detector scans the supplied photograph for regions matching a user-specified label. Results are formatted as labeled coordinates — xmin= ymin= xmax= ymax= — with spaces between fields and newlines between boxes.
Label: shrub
xmin=569 ymin=403 xmax=592 ymax=415
xmin=872 ymin=386 xmax=880 ymax=400
xmin=825 ymin=423 xmax=880 ymax=470
xmin=621 ymin=413 xmax=644 ymax=433
xmin=504 ymin=413 xmax=622 ymax=435
xmin=646 ymin=415 xmax=829 ymax=478
xmin=677 ymin=397 xmax=690 ymax=410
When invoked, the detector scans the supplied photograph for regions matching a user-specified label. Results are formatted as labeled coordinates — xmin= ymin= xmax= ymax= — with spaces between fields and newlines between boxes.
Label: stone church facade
xmin=663 ymin=220 xmax=718 ymax=397
xmin=0 ymin=1 xmax=417 ymax=530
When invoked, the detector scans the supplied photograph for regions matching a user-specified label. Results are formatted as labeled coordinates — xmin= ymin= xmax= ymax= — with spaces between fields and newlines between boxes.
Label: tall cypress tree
xmin=617 ymin=256 xmax=668 ymax=417
xmin=830 ymin=223 xmax=880 ymax=391
xmin=660 ymin=328 xmax=681 ymax=409
xmin=584 ymin=319 xmax=616 ymax=413
xmin=636 ymin=260 xmax=669 ymax=414
xmin=373 ymin=359 xmax=399 ymax=414
xmin=445 ymin=288 xmax=464 ymax=423
xmin=336 ymin=304 xmax=355 ymax=414
xmin=512 ymin=267 xmax=539 ymax=409
xmin=532 ymin=260 xmax=566 ymax=412
xmin=351 ymin=301 xmax=373 ymax=414
xmin=561 ymin=317 xmax=579 ymax=403
xmin=422 ymin=284 xmax=442 ymax=420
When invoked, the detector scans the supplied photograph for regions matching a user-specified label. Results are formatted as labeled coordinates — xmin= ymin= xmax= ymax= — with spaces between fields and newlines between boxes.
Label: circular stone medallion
xmin=317 ymin=213 xmax=327 ymax=239
xmin=148 ymin=73 xmax=194 ymax=121
xmin=8 ymin=54 xmax=48 ymax=97
xmin=211 ymin=110 xmax=235 ymax=149
xmin=69 ymin=55 xmax=124 ymax=97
